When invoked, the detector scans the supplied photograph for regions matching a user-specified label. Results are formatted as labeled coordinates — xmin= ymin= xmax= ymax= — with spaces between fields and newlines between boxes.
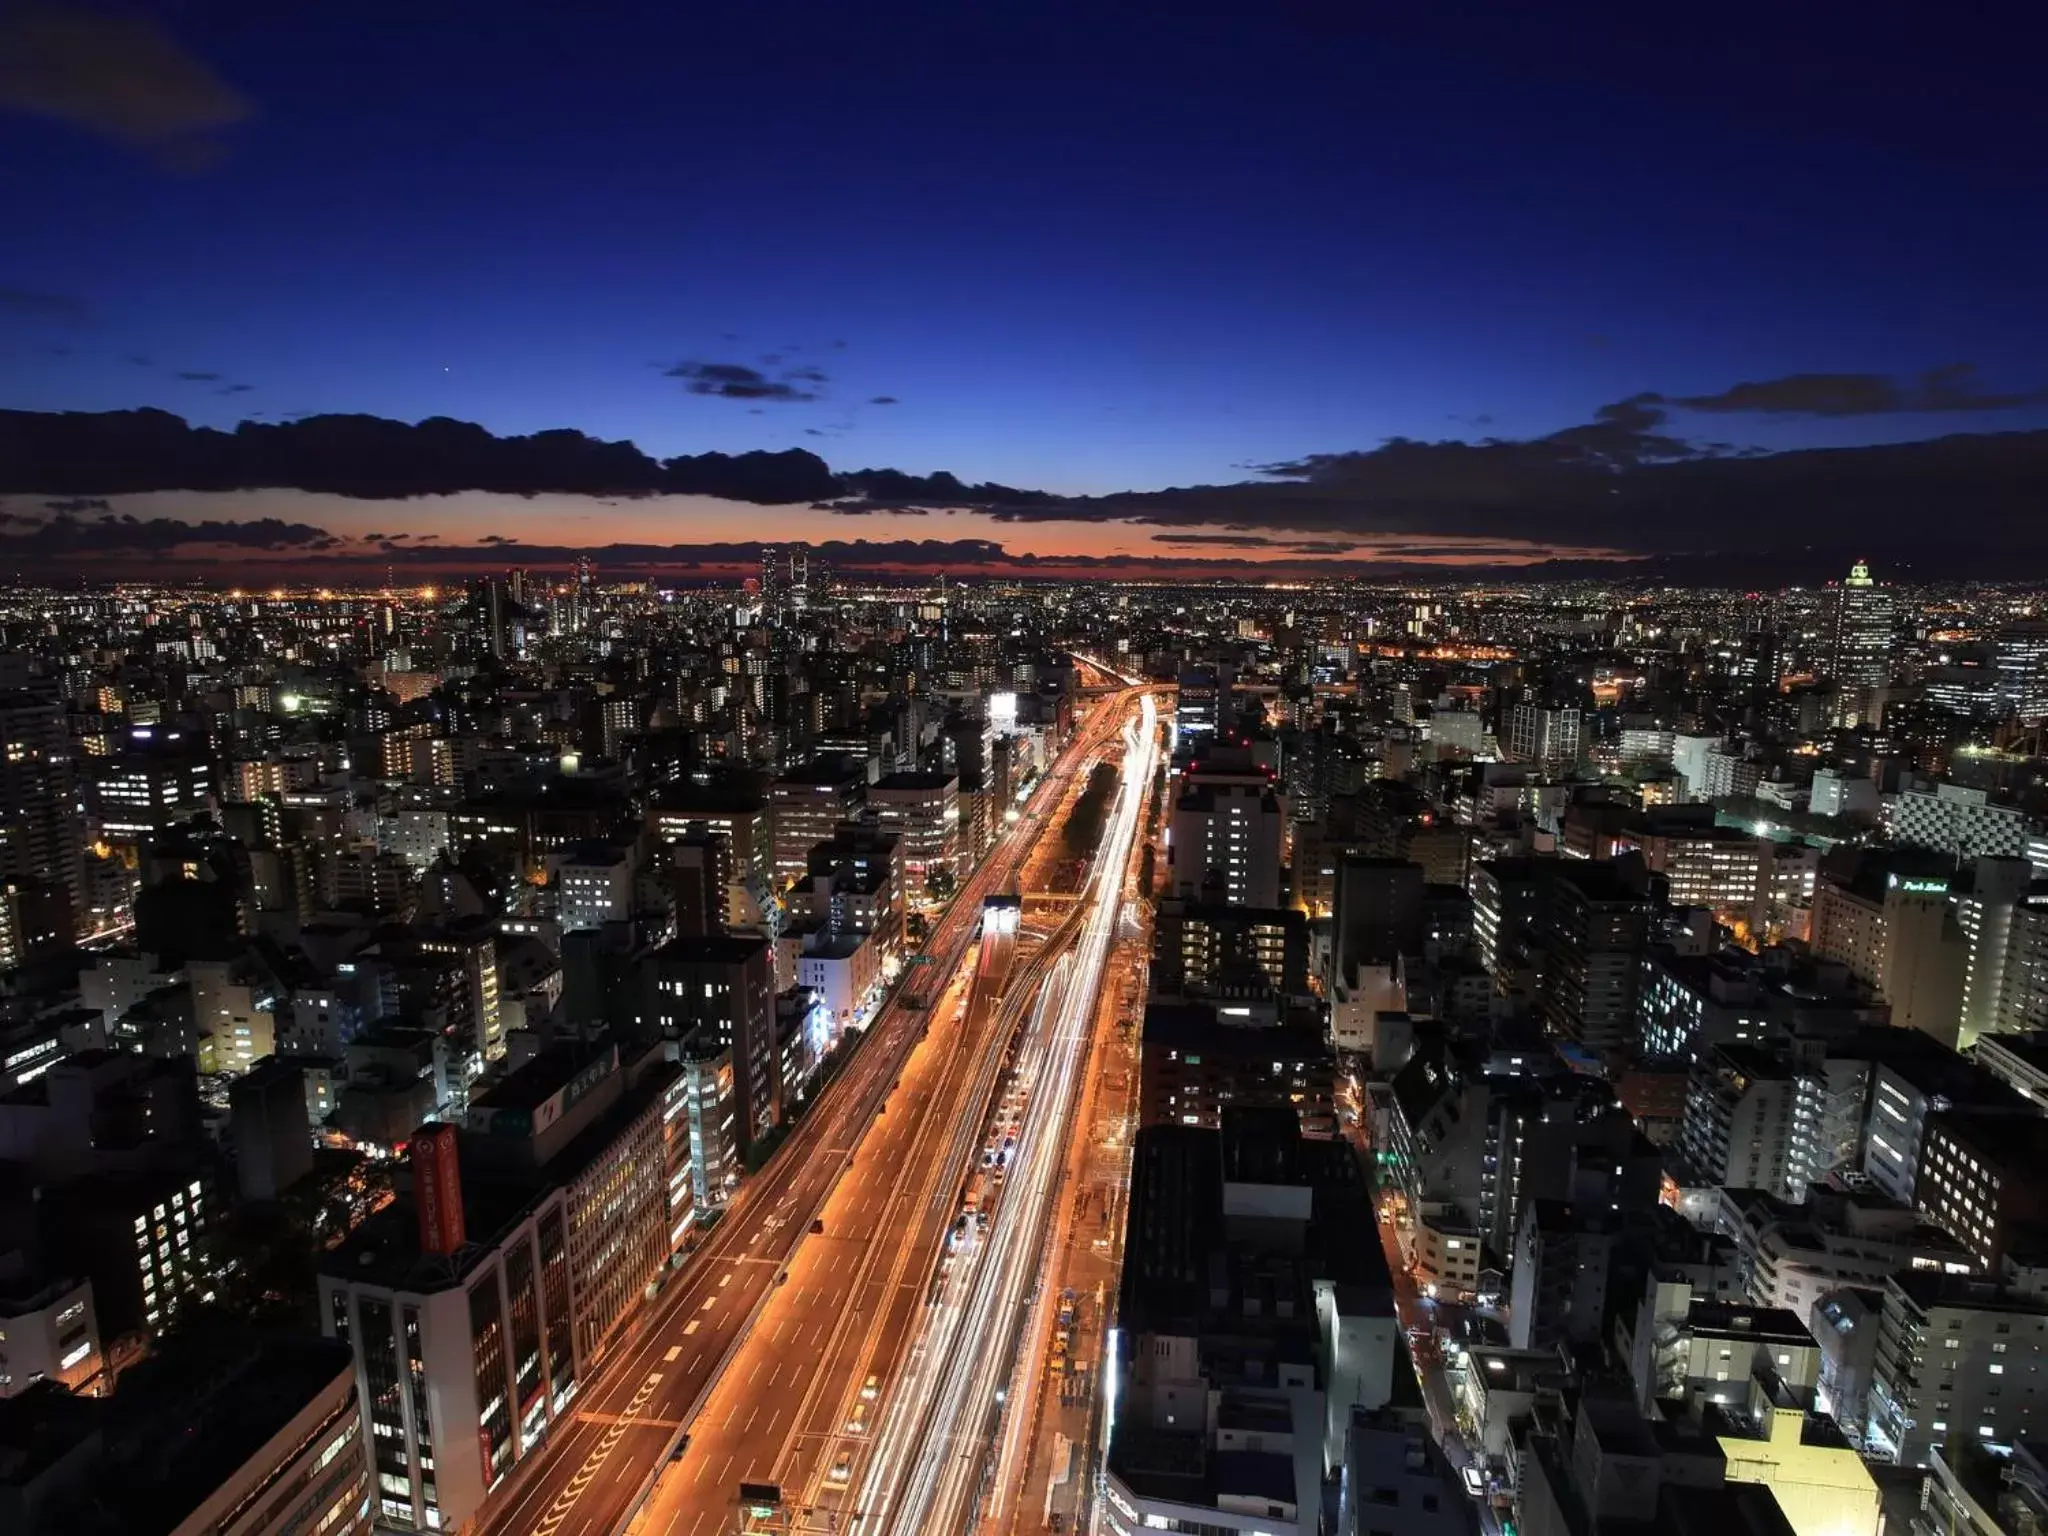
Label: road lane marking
xmin=529 ymin=1368 xmax=664 ymax=1536
xmin=684 ymin=1320 xmax=700 ymax=1335
xmin=664 ymin=1345 xmax=682 ymax=1362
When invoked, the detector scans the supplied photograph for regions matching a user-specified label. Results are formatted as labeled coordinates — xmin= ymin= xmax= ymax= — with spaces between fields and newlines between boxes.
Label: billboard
xmin=412 ymin=1122 xmax=467 ymax=1256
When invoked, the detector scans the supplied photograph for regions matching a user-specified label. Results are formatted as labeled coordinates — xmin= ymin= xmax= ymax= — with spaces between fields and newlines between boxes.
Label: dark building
xmin=229 ymin=1056 xmax=313 ymax=1203
xmin=1138 ymin=1001 xmax=1334 ymax=1136
xmin=1915 ymin=1112 xmax=2048 ymax=1272
xmin=1105 ymin=1108 xmax=1398 ymax=1533
xmin=1330 ymin=856 xmax=1424 ymax=978
xmin=645 ymin=933 xmax=780 ymax=1153
xmin=42 ymin=1165 xmax=221 ymax=1339
xmin=1151 ymin=899 xmax=1310 ymax=1002
xmin=1540 ymin=861 xmax=1653 ymax=1058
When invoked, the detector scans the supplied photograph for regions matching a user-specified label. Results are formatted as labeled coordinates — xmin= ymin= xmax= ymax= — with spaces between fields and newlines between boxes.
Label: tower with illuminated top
xmin=1826 ymin=558 xmax=1895 ymax=727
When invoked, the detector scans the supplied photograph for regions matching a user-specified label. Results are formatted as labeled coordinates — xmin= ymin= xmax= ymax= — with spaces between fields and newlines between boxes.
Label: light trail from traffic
xmin=854 ymin=692 xmax=1157 ymax=1536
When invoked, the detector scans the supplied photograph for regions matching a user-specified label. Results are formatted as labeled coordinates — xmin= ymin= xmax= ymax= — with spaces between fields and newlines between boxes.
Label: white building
xmin=1870 ymin=1272 xmax=2048 ymax=1467
xmin=1506 ymin=703 xmax=1582 ymax=773
xmin=0 ymin=1276 xmax=101 ymax=1397
xmin=552 ymin=843 xmax=635 ymax=932
xmin=1891 ymin=780 xmax=2034 ymax=862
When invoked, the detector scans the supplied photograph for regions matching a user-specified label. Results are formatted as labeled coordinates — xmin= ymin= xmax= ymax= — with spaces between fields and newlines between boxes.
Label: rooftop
xmin=470 ymin=1040 xmax=618 ymax=1115
xmin=653 ymin=931 xmax=771 ymax=967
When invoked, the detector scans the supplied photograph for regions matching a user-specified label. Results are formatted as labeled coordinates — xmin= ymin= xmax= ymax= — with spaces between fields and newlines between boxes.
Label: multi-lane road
xmin=852 ymin=693 xmax=1159 ymax=1535
xmin=471 ymin=683 xmax=1149 ymax=1536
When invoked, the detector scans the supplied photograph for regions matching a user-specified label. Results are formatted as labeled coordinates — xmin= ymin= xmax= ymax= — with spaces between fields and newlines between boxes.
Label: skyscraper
xmin=1826 ymin=558 xmax=1896 ymax=726
xmin=0 ymin=689 xmax=85 ymax=939
xmin=1996 ymin=620 xmax=2048 ymax=725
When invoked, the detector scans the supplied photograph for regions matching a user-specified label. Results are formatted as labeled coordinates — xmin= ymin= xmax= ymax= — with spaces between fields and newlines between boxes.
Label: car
xmin=826 ymin=1451 xmax=853 ymax=1487
xmin=861 ymin=1373 xmax=880 ymax=1401
xmin=846 ymin=1401 xmax=868 ymax=1434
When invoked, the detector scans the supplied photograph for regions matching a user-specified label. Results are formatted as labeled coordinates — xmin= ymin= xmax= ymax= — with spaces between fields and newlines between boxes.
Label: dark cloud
xmin=837 ymin=467 xmax=1060 ymax=511
xmin=869 ymin=396 xmax=900 ymax=406
xmin=1151 ymin=533 xmax=1294 ymax=550
xmin=816 ymin=501 xmax=930 ymax=516
xmin=1669 ymin=364 xmax=2048 ymax=417
xmin=0 ymin=287 xmax=89 ymax=324
xmin=1152 ymin=532 xmax=1362 ymax=553
xmin=0 ymin=512 xmax=331 ymax=554
xmin=126 ymin=354 xmax=153 ymax=368
xmin=10 ymin=397 xmax=2048 ymax=573
xmin=217 ymin=382 xmax=253 ymax=395
xmin=1021 ymin=398 xmax=2048 ymax=567
xmin=0 ymin=408 xmax=843 ymax=504
xmin=478 ymin=534 xmax=512 ymax=544
xmin=804 ymin=429 xmax=825 ymax=437
xmin=664 ymin=360 xmax=823 ymax=402
xmin=174 ymin=370 xmax=221 ymax=382
xmin=0 ymin=6 xmax=251 ymax=163
xmin=44 ymin=497 xmax=111 ymax=515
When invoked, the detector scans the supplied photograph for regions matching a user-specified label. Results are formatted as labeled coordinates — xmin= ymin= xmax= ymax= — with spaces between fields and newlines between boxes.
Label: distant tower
xmin=1827 ymin=558 xmax=1896 ymax=727
xmin=759 ymin=545 xmax=784 ymax=610
xmin=788 ymin=545 xmax=810 ymax=611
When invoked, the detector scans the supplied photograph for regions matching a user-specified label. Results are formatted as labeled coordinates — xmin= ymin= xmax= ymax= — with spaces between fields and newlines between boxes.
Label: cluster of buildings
xmin=0 ymin=553 xmax=1070 ymax=1532
xmin=1102 ymin=566 xmax=2048 ymax=1536
xmin=11 ymin=556 xmax=2048 ymax=1536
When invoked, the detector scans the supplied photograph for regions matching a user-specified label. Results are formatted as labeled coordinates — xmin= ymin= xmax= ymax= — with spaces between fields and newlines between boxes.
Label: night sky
xmin=3 ymin=3 xmax=2046 ymax=577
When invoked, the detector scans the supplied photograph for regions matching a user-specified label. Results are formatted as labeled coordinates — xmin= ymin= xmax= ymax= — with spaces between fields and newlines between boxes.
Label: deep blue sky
xmin=4 ymin=1 xmax=2046 ymax=499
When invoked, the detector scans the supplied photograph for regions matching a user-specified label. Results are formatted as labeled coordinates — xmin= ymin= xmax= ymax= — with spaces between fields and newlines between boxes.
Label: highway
xmin=471 ymin=685 xmax=1146 ymax=1536
xmin=854 ymin=693 xmax=1160 ymax=1536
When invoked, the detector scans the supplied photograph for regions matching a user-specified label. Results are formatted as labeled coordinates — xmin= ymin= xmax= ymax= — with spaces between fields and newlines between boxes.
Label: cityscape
xmin=6 ymin=6 xmax=2048 ymax=1536
xmin=6 ymin=559 xmax=2048 ymax=1536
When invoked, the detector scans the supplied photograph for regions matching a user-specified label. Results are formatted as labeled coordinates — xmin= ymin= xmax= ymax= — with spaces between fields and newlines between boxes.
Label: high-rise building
xmin=645 ymin=934 xmax=780 ymax=1153
xmin=768 ymin=760 xmax=866 ymax=888
xmin=868 ymin=770 xmax=963 ymax=889
xmin=231 ymin=1056 xmax=314 ymax=1202
xmin=1809 ymin=864 xmax=1966 ymax=1046
xmin=0 ymin=690 xmax=85 ymax=939
xmin=322 ymin=1041 xmax=689 ymax=1534
xmin=1996 ymin=621 xmax=2048 ymax=724
xmin=1173 ymin=665 xmax=1222 ymax=742
xmin=1996 ymin=893 xmax=2048 ymax=1034
xmin=1954 ymin=859 xmax=2041 ymax=1048
xmin=1329 ymin=856 xmax=1425 ymax=982
xmin=1869 ymin=1272 xmax=2048 ymax=1466
xmin=1540 ymin=862 xmax=1651 ymax=1057
xmin=1826 ymin=559 xmax=1896 ymax=726
xmin=1890 ymin=779 xmax=2033 ymax=863
xmin=1914 ymin=1112 xmax=2048 ymax=1273
xmin=1506 ymin=701 xmax=1582 ymax=774
xmin=1166 ymin=747 xmax=1284 ymax=909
